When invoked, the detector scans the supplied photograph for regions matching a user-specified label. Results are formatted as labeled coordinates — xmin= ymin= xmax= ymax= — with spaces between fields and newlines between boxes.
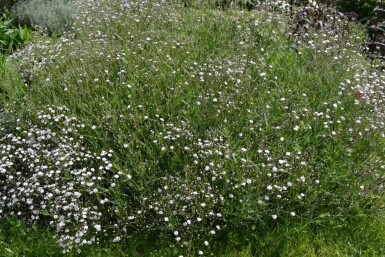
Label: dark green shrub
xmin=0 ymin=0 xmax=18 ymax=14
xmin=335 ymin=0 xmax=378 ymax=23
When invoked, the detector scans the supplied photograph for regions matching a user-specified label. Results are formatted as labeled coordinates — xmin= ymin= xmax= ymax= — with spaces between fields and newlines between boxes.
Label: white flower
xmin=272 ymin=215 xmax=277 ymax=220
xmin=94 ymin=224 xmax=101 ymax=231
xmin=113 ymin=236 xmax=121 ymax=242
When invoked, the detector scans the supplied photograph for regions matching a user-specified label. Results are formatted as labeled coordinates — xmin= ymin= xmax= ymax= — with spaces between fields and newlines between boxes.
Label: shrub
xmin=0 ymin=106 xmax=122 ymax=253
xmin=0 ymin=0 xmax=18 ymax=14
xmin=336 ymin=0 xmax=378 ymax=23
xmin=11 ymin=0 xmax=79 ymax=34
xmin=3 ymin=0 xmax=385 ymax=255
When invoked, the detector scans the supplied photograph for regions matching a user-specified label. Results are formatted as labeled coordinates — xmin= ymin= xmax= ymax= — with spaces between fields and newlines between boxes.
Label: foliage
xmin=11 ymin=0 xmax=79 ymax=34
xmin=0 ymin=10 xmax=30 ymax=54
xmin=0 ymin=0 xmax=18 ymax=15
xmin=0 ymin=112 xmax=17 ymax=137
xmin=335 ymin=0 xmax=378 ymax=23
xmin=0 ymin=0 xmax=385 ymax=255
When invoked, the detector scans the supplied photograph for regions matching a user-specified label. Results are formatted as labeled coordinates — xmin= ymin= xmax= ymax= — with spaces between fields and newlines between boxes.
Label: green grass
xmin=1 ymin=216 xmax=385 ymax=256
xmin=0 ymin=0 xmax=385 ymax=256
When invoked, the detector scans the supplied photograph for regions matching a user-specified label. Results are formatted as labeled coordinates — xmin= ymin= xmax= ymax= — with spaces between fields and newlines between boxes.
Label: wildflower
xmin=94 ymin=224 xmax=101 ymax=232
xmin=113 ymin=236 xmax=121 ymax=242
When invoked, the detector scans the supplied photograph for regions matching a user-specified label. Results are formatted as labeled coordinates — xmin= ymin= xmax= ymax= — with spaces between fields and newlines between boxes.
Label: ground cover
xmin=1 ymin=0 xmax=385 ymax=256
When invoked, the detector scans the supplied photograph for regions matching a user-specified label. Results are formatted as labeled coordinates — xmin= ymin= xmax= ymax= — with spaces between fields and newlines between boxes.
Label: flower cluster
xmin=0 ymin=106 xmax=122 ymax=253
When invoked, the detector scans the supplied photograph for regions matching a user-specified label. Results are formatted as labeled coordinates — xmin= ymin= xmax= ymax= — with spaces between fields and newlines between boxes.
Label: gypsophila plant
xmin=0 ymin=105 xmax=131 ymax=253
xmin=2 ymin=0 xmax=385 ymax=255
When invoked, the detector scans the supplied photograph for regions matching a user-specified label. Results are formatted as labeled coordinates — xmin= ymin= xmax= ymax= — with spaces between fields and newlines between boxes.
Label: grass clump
xmin=0 ymin=0 xmax=385 ymax=255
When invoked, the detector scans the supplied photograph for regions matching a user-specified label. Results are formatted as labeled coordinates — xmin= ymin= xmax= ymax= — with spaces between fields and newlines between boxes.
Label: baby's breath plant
xmin=1 ymin=0 xmax=385 ymax=255
xmin=0 ymin=106 xmax=128 ymax=253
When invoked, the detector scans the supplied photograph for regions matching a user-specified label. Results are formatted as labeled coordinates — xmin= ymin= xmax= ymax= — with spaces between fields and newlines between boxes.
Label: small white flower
xmin=272 ymin=215 xmax=277 ymax=220
xmin=113 ymin=236 xmax=121 ymax=242
xmin=94 ymin=224 xmax=101 ymax=231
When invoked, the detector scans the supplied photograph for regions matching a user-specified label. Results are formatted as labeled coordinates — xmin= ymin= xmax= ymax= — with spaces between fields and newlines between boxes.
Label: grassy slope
xmin=1 ymin=1 xmax=385 ymax=256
